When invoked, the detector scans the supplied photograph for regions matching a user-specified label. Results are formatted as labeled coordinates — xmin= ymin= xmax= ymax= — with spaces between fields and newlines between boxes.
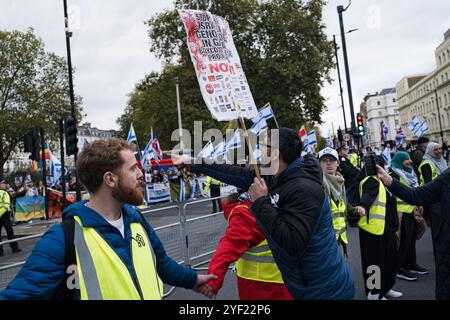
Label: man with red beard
xmin=0 ymin=139 xmax=216 ymax=300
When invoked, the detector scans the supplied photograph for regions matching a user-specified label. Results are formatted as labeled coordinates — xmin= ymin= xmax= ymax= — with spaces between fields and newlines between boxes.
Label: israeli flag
xmin=179 ymin=178 xmax=185 ymax=202
xmin=249 ymin=117 xmax=268 ymax=137
xmin=326 ymin=135 xmax=334 ymax=148
xmin=253 ymin=143 xmax=262 ymax=162
xmin=127 ymin=123 xmax=137 ymax=143
xmin=417 ymin=121 xmax=430 ymax=137
xmin=198 ymin=140 xmax=215 ymax=158
xmin=50 ymin=152 xmax=67 ymax=186
xmin=225 ymin=130 xmax=242 ymax=151
xmin=213 ymin=141 xmax=227 ymax=158
xmin=307 ymin=130 xmax=317 ymax=146
xmin=408 ymin=115 xmax=421 ymax=135
xmin=258 ymin=103 xmax=274 ymax=121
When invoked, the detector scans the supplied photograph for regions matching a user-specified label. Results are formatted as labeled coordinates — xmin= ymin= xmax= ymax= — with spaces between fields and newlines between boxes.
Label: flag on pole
xmin=82 ymin=138 xmax=89 ymax=150
xmin=198 ymin=140 xmax=215 ymax=159
xmin=307 ymin=130 xmax=317 ymax=146
xmin=225 ymin=130 xmax=242 ymax=151
xmin=50 ymin=151 xmax=67 ymax=187
xmin=249 ymin=117 xmax=268 ymax=137
xmin=326 ymin=135 xmax=334 ymax=148
xmin=257 ymin=103 xmax=274 ymax=121
xmin=253 ymin=143 xmax=262 ymax=162
xmin=417 ymin=121 xmax=430 ymax=137
xmin=212 ymin=141 xmax=227 ymax=159
xmin=127 ymin=123 xmax=137 ymax=143
xmin=395 ymin=128 xmax=405 ymax=147
xmin=408 ymin=115 xmax=421 ymax=136
xmin=382 ymin=146 xmax=392 ymax=168
xmin=298 ymin=126 xmax=307 ymax=142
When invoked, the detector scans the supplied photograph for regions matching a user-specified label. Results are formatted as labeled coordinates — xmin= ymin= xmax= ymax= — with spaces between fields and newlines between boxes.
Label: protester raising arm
xmin=377 ymin=165 xmax=443 ymax=206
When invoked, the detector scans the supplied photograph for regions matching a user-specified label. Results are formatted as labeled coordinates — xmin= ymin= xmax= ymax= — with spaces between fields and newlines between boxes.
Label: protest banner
xmin=47 ymin=189 xmax=77 ymax=219
xmin=14 ymin=196 xmax=45 ymax=221
xmin=179 ymin=9 xmax=258 ymax=121
xmin=146 ymin=182 xmax=171 ymax=204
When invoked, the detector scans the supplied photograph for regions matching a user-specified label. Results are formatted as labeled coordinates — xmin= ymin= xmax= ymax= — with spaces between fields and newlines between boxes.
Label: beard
xmin=111 ymin=177 xmax=144 ymax=206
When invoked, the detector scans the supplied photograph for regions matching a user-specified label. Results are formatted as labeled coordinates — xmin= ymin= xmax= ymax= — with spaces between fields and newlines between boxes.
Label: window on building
xmin=393 ymin=98 xmax=396 ymax=102
xmin=439 ymin=56 xmax=442 ymax=66
xmin=377 ymin=101 xmax=380 ymax=105
xmin=378 ymin=111 xmax=382 ymax=116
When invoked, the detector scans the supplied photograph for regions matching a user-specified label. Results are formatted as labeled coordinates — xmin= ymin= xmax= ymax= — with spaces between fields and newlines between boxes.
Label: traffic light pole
xmin=63 ymin=0 xmax=81 ymax=201
xmin=333 ymin=35 xmax=348 ymax=132
xmin=39 ymin=128 xmax=49 ymax=220
xmin=337 ymin=4 xmax=357 ymax=135
xmin=59 ymin=119 xmax=67 ymax=210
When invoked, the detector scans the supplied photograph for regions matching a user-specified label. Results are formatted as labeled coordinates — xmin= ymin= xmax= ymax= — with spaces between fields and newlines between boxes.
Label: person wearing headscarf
xmin=418 ymin=142 xmax=447 ymax=257
xmin=390 ymin=152 xmax=428 ymax=281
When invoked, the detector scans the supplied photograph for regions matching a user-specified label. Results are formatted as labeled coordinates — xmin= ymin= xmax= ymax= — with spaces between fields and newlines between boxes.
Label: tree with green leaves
xmin=118 ymin=0 xmax=334 ymax=148
xmin=0 ymin=28 xmax=82 ymax=178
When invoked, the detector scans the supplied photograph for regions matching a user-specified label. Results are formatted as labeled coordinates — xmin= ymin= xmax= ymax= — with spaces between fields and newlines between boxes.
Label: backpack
xmin=52 ymin=210 xmax=151 ymax=300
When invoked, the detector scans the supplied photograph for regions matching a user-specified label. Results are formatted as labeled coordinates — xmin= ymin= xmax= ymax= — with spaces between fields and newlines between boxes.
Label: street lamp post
xmin=63 ymin=0 xmax=81 ymax=201
xmin=333 ymin=35 xmax=348 ymax=132
xmin=337 ymin=1 xmax=357 ymax=136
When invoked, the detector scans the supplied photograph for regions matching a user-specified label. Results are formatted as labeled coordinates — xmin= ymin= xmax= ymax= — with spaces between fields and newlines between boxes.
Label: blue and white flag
xmin=82 ymin=138 xmax=89 ymax=150
xmin=395 ymin=128 xmax=406 ymax=147
xmin=382 ymin=146 xmax=392 ymax=168
xmin=307 ymin=130 xmax=317 ymax=147
xmin=179 ymin=178 xmax=186 ymax=202
xmin=326 ymin=135 xmax=334 ymax=148
xmin=258 ymin=103 xmax=274 ymax=121
xmin=408 ymin=115 xmax=421 ymax=135
xmin=50 ymin=151 xmax=67 ymax=186
xmin=225 ymin=130 xmax=242 ymax=151
xmin=198 ymin=140 xmax=215 ymax=158
xmin=249 ymin=117 xmax=268 ymax=137
xmin=253 ymin=143 xmax=262 ymax=162
xmin=417 ymin=121 xmax=430 ymax=137
xmin=127 ymin=123 xmax=137 ymax=143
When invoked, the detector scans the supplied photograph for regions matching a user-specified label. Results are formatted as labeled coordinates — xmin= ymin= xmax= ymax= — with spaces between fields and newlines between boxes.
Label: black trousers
xmin=0 ymin=211 xmax=19 ymax=254
xmin=210 ymin=184 xmax=222 ymax=213
xmin=359 ymin=228 xmax=397 ymax=297
xmin=397 ymin=213 xmax=417 ymax=270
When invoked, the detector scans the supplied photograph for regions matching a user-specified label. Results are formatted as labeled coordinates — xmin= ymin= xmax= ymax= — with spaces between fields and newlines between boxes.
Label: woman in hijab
xmin=418 ymin=143 xmax=448 ymax=257
xmin=418 ymin=142 xmax=448 ymax=185
xmin=390 ymin=152 xmax=428 ymax=282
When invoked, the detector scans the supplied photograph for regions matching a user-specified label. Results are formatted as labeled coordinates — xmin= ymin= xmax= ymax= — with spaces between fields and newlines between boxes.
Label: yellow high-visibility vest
xmin=236 ymin=239 xmax=284 ymax=283
xmin=357 ymin=176 xmax=386 ymax=235
xmin=73 ymin=216 xmax=163 ymax=300
xmin=0 ymin=190 xmax=11 ymax=218
xmin=205 ymin=176 xmax=222 ymax=193
xmin=418 ymin=160 xmax=438 ymax=185
xmin=228 ymin=205 xmax=283 ymax=284
xmin=395 ymin=176 xmax=415 ymax=214
xmin=349 ymin=153 xmax=359 ymax=168
xmin=330 ymin=197 xmax=348 ymax=244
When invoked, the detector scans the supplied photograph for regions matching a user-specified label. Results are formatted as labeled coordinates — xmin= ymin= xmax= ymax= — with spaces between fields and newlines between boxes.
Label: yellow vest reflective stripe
xmin=73 ymin=216 xmax=163 ymax=300
xmin=236 ymin=239 xmax=284 ymax=283
xmin=349 ymin=153 xmax=359 ymax=168
xmin=396 ymin=177 xmax=415 ymax=213
xmin=330 ymin=198 xmax=348 ymax=244
xmin=418 ymin=160 xmax=438 ymax=185
xmin=357 ymin=176 xmax=386 ymax=235
xmin=0 ymin=191 xmax=11 ymax=218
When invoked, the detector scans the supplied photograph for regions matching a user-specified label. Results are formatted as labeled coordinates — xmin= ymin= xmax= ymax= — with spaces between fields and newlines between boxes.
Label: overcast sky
xmin=1 ymin=0 xmax=450 ymax=137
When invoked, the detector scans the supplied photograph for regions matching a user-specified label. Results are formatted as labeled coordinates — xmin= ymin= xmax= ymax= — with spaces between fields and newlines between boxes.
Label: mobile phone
xmin=363 ymin=155 xmax=377 ymax=177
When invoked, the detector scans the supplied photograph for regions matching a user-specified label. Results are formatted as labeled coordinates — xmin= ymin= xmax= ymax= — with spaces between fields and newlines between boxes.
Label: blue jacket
xmin=193 ymin=156 xmax=355 ymax=300
xmin=0 ymin=201 xmax=197 ymax=300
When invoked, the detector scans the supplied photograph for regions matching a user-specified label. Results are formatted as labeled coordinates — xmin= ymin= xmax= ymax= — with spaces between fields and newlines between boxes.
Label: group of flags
xmin=298 ymin=126 xmax=317 ymax=154
xmin=408 ymin=115 xmax=430 ymax=138
xmin=127 ymin=124 xmax=163 ymax=170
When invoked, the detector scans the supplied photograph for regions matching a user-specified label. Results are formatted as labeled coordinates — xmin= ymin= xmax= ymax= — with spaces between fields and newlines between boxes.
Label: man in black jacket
xmin=337 ymin=145 xmax=360 ymax=203
xmin=179 ymin=128 xmax=355 ymax=300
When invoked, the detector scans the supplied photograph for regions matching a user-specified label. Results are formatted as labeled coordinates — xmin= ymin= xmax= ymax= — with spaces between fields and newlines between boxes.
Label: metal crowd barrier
xmin=0 ymin=195 xmax=231 ymax=297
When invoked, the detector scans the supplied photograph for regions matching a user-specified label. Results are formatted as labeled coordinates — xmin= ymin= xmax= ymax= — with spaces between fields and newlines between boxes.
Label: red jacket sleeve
xmin=207 ymin=205 xmax=264 ymax=294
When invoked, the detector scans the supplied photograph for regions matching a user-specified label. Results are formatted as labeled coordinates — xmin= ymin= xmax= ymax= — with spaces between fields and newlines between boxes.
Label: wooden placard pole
xmin=238 ymin=116 xmax=262 ymax=180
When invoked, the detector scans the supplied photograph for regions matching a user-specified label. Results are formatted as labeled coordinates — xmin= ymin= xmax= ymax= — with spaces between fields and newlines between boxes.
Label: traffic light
xmin=337 ymin=128 xmax=343 ymax=142
xmin=357 ymin=113 xmax=365 ymax=136
xmin=65 ymin=115 xmax=78 ymax=156
xmin=24 ymin=128 xmax=40 ymax=161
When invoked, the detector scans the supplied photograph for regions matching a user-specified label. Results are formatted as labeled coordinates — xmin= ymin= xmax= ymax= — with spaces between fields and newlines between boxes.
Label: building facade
xmin=361 ymin=88 xmax=400 ymax=148
xmin=396 ymin=28 xmax=450 ymax=143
